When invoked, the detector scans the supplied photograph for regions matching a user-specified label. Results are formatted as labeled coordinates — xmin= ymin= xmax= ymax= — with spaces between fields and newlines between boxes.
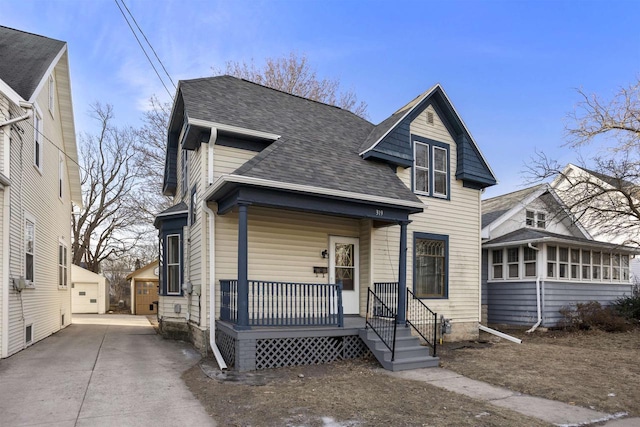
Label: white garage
xmin=71 ymin=265 xmax=108 ymax=314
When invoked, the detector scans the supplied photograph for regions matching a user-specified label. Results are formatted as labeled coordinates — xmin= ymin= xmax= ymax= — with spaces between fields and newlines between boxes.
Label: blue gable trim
xmin=363 ymin=86 xmax=496 ymax=190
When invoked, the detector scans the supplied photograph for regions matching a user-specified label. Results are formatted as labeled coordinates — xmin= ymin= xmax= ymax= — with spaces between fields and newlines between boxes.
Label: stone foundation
xmin=442 ymin=321 xmax=479 ymax=342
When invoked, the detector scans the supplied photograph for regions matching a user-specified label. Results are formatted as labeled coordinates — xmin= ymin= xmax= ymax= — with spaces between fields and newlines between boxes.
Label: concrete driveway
xmin=0 ymin=314 xmax=215 ymax=426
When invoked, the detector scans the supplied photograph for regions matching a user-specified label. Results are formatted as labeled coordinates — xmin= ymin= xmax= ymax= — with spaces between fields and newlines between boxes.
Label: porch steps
xmin=359 ymin=326 xmax=439 ymax=371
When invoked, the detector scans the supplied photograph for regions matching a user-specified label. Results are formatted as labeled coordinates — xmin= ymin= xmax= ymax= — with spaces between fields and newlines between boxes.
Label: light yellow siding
xmin=213 ymin=206 xmax=361 ymax=317
xmin=3 ymin=66 xmax=73 ymax=357
xmin=213 ymin=145 xmax=257 ymax=179
xmin=371 ymin=103 xmax=482 ymax=325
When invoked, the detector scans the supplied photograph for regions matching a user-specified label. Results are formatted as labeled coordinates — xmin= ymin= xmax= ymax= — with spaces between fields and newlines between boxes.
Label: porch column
xmin=397 ymin=220 xmax=409 ymax=325
xmin=237 ymin=203 xmax=250 ymax=329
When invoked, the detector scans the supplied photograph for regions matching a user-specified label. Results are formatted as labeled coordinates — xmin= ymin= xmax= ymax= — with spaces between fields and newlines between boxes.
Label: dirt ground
xmin=440 ymin=326 xmax=640 ymax=418
xmin=181 ymin=326 xmax=639 ymax=426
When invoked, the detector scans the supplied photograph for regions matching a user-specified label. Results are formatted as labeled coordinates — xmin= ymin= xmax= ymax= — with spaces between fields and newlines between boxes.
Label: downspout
xmin=202 ymin=201 xmax=227 ymax=370
xmin=1 ymin=102 xmax=32 ymax=358
xmin=526 ymin=242 xmax=543 ymax=333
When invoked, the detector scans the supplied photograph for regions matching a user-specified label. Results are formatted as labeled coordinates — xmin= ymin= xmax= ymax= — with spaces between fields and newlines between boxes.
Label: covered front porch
xmin=205 ymin=175 xmax=429 ymax=370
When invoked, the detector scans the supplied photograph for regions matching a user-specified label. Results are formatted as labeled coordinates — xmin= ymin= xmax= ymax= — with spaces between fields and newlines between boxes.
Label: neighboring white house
xmin=552 ymin=163 xmax=640 ymax=282
xmin=0 ymin=26 xmax=82 ymax=358
xmin=481 ymin=184 xmax=638 ymax=328
xmin=70 ymin=265 xmax=108 ymax=314
xmin=155 ymin=76 xmax=497 ymax=370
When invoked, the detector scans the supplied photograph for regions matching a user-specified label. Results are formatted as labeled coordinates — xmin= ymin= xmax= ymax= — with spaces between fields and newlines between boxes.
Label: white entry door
xmin=329 ymin=236 xmax=359 ymax=315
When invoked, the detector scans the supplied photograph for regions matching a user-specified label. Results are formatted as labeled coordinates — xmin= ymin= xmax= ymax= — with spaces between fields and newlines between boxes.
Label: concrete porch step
xmin=358 ymin=327 xmax=439 ymax=372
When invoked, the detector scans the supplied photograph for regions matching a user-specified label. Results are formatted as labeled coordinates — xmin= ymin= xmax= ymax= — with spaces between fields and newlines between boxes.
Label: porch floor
xmin=216 ymin=315 xmax=366 ymax=340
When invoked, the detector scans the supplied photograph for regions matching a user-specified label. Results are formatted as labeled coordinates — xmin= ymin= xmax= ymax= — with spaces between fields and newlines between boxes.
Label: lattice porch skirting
xmin=216 ymin=322 xmax=369 ymax=371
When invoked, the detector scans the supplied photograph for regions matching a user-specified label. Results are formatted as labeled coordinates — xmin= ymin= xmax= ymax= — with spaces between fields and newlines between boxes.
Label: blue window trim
xmin=413 ymin=232 xmax=449 ymax=299
xmin=411 ymin=135 xmax=451 ymax=200
xmin=165 ymin=234 xmax=182 ymax=296
xmin=156 ymin=212 xmax=187 ymax=297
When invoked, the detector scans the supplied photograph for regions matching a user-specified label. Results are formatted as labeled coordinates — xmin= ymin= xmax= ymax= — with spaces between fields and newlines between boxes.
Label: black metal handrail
xmin=373 ymin=282 xmax=398 ymax=318
xmin=220 ymin=279 xmax=343 ymax=327
xmin=365 ymin=288 xmax=398 ymax=361
xmin=406 ymin=288 xmax=438 ymax=357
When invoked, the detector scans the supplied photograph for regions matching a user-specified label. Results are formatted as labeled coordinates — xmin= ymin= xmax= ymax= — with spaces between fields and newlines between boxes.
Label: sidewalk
xmin=386 ymin=368 xmax=639 ymax=427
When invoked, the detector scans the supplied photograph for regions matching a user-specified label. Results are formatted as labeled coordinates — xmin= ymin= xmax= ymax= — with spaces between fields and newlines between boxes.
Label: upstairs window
xmin=181 ymin=150 xmax=189 ymax=196
xmin=525 ymin=210 xmax=546 ymax=229
xmin=25 ymin=219 xmax=35 ymax=283
xmin=48 ymin=75 xmax=55 ymax=115
xmin=34 ymin=111 xmax=43 ymax=171
xmin=58 ymin=151 xmax=64 ymax=199
xmin=413 ymin=136 xmax=450 ymax=199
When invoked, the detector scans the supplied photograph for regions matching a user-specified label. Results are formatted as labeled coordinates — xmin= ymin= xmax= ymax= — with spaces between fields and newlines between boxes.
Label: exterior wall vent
xmin=426 ymin=111 xmax=434 ymax=125
xmin=25 ymin=324 xmax=33 ymax=344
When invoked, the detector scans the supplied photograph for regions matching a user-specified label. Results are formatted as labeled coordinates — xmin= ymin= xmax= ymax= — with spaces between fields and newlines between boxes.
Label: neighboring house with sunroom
xmin=155 ymin=75 xmax=496 ymax=371
xmin=0 ymin=26 xmax=82 ymax=358
xmin=481 ymin=184 xmax=638 ymax=328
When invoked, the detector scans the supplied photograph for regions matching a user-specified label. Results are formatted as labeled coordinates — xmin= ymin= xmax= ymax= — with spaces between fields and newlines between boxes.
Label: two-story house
xmin=155 ymin=76 xmax=496 ymax=371
xmin=0 ymin=26 xmax=82 ymax=358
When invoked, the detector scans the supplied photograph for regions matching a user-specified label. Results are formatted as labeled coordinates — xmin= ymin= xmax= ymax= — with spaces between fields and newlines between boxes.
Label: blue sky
xmin=2 ymin=0 xmax=638 ymax=198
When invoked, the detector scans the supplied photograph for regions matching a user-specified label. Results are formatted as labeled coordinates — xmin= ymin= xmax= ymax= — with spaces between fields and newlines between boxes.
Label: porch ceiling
xmin=209 ymin=180 xmax=422 ymax=224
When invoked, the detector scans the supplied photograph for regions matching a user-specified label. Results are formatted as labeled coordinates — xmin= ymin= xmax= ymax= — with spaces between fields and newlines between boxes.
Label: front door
xmin=329 ymin=236 xmax=359 ymax=315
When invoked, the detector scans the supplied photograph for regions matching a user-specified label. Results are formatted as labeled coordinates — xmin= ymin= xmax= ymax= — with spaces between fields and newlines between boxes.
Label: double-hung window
xmin=507 ymin=247 xmax=519 ymax=278
xmin=413 ymin=136 xmax=449 ymax=199
xmin=166 ymin=234 xmax=181 ymax=295
xmin=492 ymin=249 xmax=504 ymax=279
xmin=414 ymin=233 xmax=448 ymax=298
xmin=181 ymin=150 xmax=189 ymax=196
xmin=525 ymin=210 xmax=546 ymax=229
xmin=48 ymin=75 xmax=55 ymax=116
xmin=524 ymin=246 xmax=537 ymax=277
xmin=34 ymin=111 xmax=43 ymax=171
xmin=25 ymin=219 xmax=35 ymax=283
xmin=58 ymin=242 xmax=68 ymax=288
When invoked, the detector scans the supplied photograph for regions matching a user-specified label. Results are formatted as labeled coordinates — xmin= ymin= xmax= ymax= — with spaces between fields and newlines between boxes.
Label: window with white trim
xmin=48 ymin=75 xmax=55 ymax=115
xmin=166 ymin=234 xmax=181 ymax=295
xmin=547 ymin=246 xmax=556 ymax=277
xmin=414 ymin=141 xmax=429 ymax=194
xmin=25 ymin=219 xmax=35 ymax=283
xmin=413 ymin=136 xmax=450 ymax=199
xmin=34 ymin=111 xmax=43 ymax=170
xmin=525 ymin=210 xmax=546 ymax=228
xmin=433 ymin=146 xmax=448 ymax=197
xmin=58 ymin=151 xmax=64 ymax=199
xmin=507 ymin=247 xmax=519 ymax=278
xmin=58 ymin=242 xmax=68 ymax=288
xmin=524 ymin=246 xmax=537 ymax=277
xmin=492 ymin=249 xmax=503 ymax=279
xmin=571 ymin=249 xmax=580 ymax=279
xmin=181 ymin=150 xmax=189 ymax=196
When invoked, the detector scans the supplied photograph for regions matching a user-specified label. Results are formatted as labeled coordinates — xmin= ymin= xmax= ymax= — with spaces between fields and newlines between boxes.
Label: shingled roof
xmin=179 ymin=76 xmax=421 ymax=204
xmin=482 ymin=184 xmax=548 ymax=228
xmin=0 ymin=26 xmax=65 ymax=100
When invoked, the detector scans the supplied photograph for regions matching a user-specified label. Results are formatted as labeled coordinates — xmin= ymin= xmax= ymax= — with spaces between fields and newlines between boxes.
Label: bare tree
xmin=526 ymin=77 xmax=640 ymax=245
xmin=134 ymin=95 xmax=173 ymax=222
xmin=72 ymin=103 xmax=144 ymax=272
xmin=215 ymin=52 xmax=369 ymax=119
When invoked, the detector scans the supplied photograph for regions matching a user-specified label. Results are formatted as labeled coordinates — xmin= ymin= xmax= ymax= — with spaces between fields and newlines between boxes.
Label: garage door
xmin=135 ymin=281 xmax=158 ymax=315
xmin=72 ymin=282 xmax=99 ymax=313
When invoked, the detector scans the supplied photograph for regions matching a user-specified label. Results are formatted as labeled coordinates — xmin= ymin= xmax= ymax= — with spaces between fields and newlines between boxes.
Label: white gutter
xmin=202 ymin=201 xmax=227 ymax=370
xmin=189 ymin=117 xmax=280 ymax=141
xmin=526 ymin=243 xmax=543 ymax=334
xmin=0 ymin=102 xmax=33 ymax=128
xmin=204 ymin=174 xmax=426 ymax=210
xmin=479 ymin=325 xmax=522 ymax=344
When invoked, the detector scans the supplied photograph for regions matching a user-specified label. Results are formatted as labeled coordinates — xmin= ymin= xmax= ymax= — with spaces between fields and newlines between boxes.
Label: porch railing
xmin=406 ymin=288 xmax=438 ymax=357
xmin=374 ymin=282 xmax=398 ymax=318
xmin=220 ymin=279 xmax=343 ymax=327
xmin=365 ymin=288 xmax=398 ymax=361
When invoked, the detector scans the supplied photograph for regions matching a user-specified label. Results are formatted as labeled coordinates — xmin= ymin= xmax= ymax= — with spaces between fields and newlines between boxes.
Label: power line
xmin=119 ymin=0 xmax=177 ymax=91
xmin=114 ymin=0 xmax=174 ymax=100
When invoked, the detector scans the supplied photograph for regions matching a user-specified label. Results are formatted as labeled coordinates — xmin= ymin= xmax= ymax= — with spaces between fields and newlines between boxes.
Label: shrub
xmin=612 ymin=289 xmax=640 ymax=322
xmin=558 ymin=301 xmax=630 ymax=332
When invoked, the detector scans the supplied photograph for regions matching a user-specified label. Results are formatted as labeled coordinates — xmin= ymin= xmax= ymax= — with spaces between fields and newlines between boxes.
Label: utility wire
xmin=114 ymin=0 xmax=174 ymax=100
xmin=119 ymin=0 xmax=177 ymax=91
